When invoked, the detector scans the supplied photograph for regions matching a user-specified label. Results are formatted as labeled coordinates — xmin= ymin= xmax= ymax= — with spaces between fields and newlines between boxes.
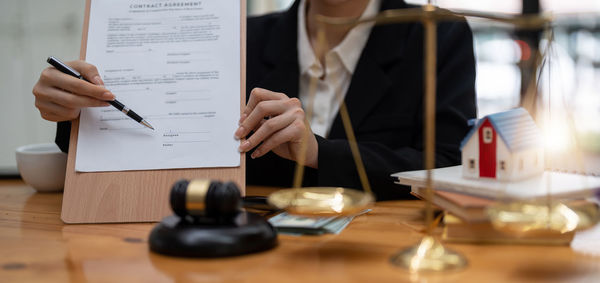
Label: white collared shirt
xmin=297 ymin=0 xmax=380 ymax=137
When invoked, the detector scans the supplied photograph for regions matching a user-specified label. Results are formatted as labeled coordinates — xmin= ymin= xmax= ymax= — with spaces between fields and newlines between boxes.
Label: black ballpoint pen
xmin=46 ymin=56 xmax=155 ymax=130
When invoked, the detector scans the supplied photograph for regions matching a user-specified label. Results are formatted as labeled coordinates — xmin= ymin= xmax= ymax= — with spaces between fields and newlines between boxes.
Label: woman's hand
xmin=32 ymin=60 xmax=114 ymax=122
xmin=235 ymin=88 xmax=318 ymax=168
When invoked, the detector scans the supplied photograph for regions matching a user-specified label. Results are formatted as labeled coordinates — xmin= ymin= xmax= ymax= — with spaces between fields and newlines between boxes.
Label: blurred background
xmin=1 ymin=0 xmax=599 ymax=175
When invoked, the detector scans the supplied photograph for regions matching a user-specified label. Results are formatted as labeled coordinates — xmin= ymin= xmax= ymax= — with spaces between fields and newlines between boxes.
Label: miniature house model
xmin=460 ymin=108 xmax=544 ymax=181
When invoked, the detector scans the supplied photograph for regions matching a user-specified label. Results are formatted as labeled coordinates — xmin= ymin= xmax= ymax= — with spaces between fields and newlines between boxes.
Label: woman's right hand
xmin=32 ymin=60 xmax=115 ymax=122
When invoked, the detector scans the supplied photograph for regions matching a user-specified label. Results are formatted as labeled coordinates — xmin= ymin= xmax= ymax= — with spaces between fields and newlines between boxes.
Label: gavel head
xmin=170 ymin=179 xmax=241 ymax=220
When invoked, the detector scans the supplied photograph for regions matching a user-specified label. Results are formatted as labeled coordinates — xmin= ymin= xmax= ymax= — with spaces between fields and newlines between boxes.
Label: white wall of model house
xmin=461 ymin=132 xmax=479 ymax=179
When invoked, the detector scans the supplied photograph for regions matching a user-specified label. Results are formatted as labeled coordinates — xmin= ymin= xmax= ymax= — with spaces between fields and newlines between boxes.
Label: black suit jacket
xmin=56 ymin=0 xmax=476 ymax=201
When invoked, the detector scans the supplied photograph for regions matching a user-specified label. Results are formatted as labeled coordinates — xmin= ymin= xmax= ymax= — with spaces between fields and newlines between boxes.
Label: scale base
xmin=390 ymin=236 xmax=467 ymax=272
xmin=149 ymin=211 xmax=278 ymax=258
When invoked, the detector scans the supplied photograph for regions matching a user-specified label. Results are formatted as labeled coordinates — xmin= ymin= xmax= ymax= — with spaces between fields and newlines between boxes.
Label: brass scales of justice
xmin=266 ymin=1 xmax=600 ymax=273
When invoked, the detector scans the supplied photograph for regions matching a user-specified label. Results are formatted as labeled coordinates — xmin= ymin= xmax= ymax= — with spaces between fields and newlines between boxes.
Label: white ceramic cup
xmin=15 ymin=143 xmax=67 ymax=192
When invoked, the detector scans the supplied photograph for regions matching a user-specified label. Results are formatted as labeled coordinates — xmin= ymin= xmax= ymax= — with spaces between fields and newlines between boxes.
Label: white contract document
xmin=76 ymin=0 xmax=241 ymax=172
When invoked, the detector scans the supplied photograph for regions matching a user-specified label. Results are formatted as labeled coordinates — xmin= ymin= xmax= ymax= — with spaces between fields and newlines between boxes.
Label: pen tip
xmin=141 ymin=120 xmax=155 ymax=130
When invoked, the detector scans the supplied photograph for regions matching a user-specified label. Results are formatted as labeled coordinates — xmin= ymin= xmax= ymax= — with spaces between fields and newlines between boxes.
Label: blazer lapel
xmin=328 ymin=0 xmax=410 ymax=138
xmin=328 ymin=48 xmax=393 ymax=138
xmin=256 ymin=1 xmax=301 ymax=98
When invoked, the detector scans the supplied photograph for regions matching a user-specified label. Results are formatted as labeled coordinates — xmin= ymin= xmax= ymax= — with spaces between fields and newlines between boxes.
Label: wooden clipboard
xmin=61 ymin=0 xmax=247 ymax=223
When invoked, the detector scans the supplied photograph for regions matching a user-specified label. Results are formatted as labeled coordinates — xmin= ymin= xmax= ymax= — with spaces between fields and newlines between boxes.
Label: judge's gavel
xmin=150 ymin=179 xmax=279 ymax=257
xmin=170 ymin=179 xmax=242 ymax=220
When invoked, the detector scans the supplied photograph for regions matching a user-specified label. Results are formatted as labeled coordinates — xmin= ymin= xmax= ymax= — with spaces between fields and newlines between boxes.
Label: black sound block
xmin=149 ymin=211 xmax=278 ymax=258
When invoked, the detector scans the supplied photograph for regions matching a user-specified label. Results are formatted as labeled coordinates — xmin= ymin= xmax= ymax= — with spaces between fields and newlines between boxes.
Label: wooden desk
xmin=1 ymin=179 xmax=598 ymax=283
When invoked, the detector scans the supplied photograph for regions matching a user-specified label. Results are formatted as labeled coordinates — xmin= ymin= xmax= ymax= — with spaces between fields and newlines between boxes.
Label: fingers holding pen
xmin=40 ymin=67 xmax=114 ymax=101
xmin=33 ymin=60 xmax=113 ymax=122
xmin=68 ymin=60 xmax=104 ymax=86
xmin=34 ymin=84 xmax=110 ymax=109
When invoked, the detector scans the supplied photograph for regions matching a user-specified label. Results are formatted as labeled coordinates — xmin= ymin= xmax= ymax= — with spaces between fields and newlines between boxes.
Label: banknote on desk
xmin=269 ymin=210 xmax=370 ymax=236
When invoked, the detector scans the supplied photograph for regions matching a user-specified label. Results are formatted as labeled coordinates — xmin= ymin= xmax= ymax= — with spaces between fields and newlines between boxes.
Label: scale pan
xmin=487 ymin=200 xmax=600 ymax=237
xmin=268 ymin=187 xmax=374 ymax=216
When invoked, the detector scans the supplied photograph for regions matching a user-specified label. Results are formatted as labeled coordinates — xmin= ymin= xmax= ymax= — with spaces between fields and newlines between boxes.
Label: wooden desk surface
xmin=1 ymin=179 xmax=598 ymax=283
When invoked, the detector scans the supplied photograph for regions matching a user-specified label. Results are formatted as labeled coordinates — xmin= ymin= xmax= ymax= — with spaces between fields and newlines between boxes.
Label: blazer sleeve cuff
xmin=55 ymin=121 xmax=71 ymax=153
xmin=315 ymin=135 xmax=362 ymax=189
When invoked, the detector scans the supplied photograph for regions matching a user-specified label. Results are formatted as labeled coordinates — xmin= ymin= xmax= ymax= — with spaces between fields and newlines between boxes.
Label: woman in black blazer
xmin=34 ymin=0 xmax=476 ymax=200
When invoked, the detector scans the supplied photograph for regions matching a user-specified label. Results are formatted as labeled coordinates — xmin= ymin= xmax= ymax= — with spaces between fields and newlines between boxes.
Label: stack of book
xmin=393 ymin=166 xmax=600 ymax=245
xmin=410 ymin=188 xmax=575 ymax=245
